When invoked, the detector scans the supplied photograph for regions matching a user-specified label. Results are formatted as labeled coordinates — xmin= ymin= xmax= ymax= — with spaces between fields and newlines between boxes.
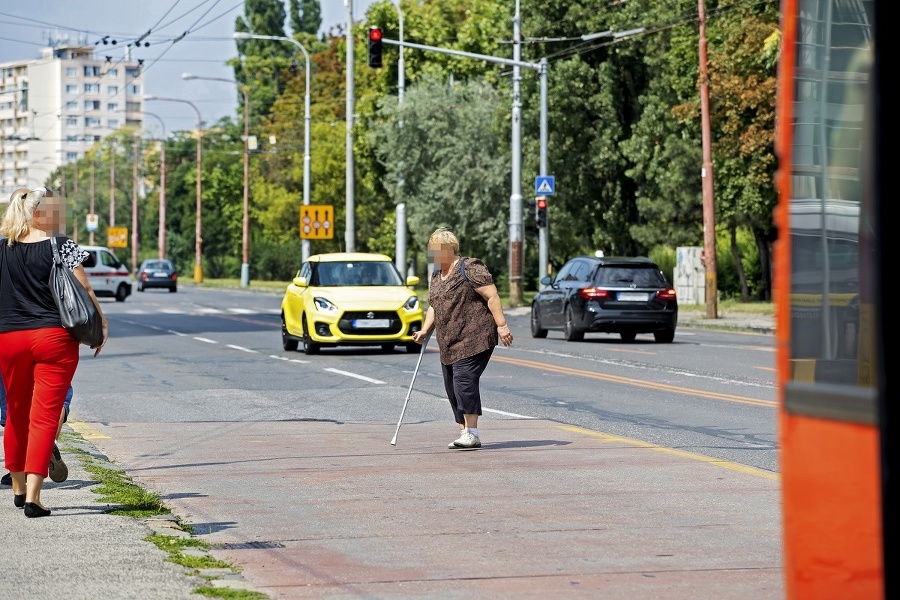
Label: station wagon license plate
xmin=353 ymin=318 xmax=390 ymax=329
xmin=153 ymin=271 xmax=168 ymax=277
xmin=617 ymin=292 xmax=649 ymax=301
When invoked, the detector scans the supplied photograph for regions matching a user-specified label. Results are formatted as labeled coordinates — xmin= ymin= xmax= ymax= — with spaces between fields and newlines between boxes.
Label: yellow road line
xmin=556 ymin=424 xmax=779 ymax=480
xmin=67 ymin=421 xmax=110 ymax=439
xmin=493 ymin=355 xmax=776 ymax=408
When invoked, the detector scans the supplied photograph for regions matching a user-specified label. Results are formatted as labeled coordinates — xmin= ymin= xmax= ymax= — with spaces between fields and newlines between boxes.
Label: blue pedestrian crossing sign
xmin=534 ymin=176 xmax=555 ymax=195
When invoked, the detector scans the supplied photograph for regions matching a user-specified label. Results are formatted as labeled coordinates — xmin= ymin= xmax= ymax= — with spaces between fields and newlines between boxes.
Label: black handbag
xmin=49 ymin=237 xmax=104 ymax=347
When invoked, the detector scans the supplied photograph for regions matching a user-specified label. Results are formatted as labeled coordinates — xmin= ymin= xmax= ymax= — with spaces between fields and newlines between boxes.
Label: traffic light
xmin=368 ymin=27 xmax=383 ymax=68
xmin=536 ymin=196 xmax=548 ymax=227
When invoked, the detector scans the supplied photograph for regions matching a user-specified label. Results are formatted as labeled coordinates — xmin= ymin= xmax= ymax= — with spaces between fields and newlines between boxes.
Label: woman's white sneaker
xmin=452 ymin=431 xmax=481 ymax=449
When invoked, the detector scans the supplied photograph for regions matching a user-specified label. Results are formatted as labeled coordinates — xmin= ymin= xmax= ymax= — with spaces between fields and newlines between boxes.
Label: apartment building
xmin=0 ymin=44 xmax=143 ymax=198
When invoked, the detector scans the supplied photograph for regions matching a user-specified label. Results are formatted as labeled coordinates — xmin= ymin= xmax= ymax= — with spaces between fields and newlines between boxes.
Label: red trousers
xmin=0 ymin=328 xmax=79 ymax=476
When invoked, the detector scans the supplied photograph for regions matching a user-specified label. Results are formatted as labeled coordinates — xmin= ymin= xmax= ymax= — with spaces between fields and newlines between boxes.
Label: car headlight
xmin=313 ymin=296 xmax=339 ymax=313
xmin=403 ymin=296 xmax=419 ymax=311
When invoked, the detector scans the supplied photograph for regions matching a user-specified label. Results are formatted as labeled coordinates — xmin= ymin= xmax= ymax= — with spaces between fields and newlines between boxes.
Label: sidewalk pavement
xmin=677 ymin=308 xmax=775 ymax=334
xmin=1 ymin=314 xmax=777 ymax=599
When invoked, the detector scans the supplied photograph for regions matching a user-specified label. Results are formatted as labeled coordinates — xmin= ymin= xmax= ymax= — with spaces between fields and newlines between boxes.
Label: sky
xmin=0 ymin=0 xmax=384 ymax=135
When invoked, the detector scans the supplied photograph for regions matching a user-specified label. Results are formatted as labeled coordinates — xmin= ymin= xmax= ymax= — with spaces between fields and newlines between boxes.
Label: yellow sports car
xmin=281 ymin=253 xmax=424 ymax=354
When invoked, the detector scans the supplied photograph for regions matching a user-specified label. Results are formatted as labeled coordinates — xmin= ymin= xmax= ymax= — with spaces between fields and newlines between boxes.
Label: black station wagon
xmin=531 ymin=256 xmax=678 ymax=343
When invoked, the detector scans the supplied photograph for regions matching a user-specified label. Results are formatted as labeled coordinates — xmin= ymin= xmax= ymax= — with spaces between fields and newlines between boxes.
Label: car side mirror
xmin=406 ymin=275 xmax=420 ymax=287
xmin=292 ymin=276 xmax=308 ymax=288
xmin=540 ymin=276 xmax=552 ymax=286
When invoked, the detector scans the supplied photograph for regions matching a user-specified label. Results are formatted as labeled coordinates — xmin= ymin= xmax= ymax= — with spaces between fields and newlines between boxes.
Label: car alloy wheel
xmin=282 ymin=315 xmax=299 ymax=352
xmin=563 ymin=306 xmax=584 ymax=342
xmin=302 ymin=316 xmax=320 ymax=355
xmin=531 ymin=304 xmax=548 ymax=338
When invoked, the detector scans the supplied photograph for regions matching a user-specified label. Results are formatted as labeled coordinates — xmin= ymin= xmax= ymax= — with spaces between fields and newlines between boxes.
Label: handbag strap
xmin=49 ymin=236 xmax=64 ymax=266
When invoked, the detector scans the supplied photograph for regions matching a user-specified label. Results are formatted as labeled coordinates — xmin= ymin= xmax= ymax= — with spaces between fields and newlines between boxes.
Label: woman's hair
xmin=428 ymin=227 xmax=460 ymax=255
xmin=0 ymin=187 xmax=41 ymax=246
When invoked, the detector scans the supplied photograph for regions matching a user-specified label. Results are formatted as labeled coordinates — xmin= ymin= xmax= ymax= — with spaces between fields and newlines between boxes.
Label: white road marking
xmin=196 ymin=308 xmax=224 ymax=313
xmin=324 ymin=368 xmax=386 ymax=384
xmin=161 ymin=309 xmax=186 ymax=314
xmin=194 ymin=337 xmax=217 ymax=344
xmin=289 ymin=358 xmax=310 ymax=364
xmin=484 ymin=407 xmax=535 ymax=419
xmin=227 ymin=308 xmax=257 ymax=314
xmin=169 ymin=330 xmax=187 ymax=336
xmin=227 ymin=344 xmax=258 ymax=353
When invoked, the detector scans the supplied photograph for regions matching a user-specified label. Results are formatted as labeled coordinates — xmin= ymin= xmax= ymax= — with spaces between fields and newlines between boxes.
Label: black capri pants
xmin=441 ymin=347 xmax=494 ymax=424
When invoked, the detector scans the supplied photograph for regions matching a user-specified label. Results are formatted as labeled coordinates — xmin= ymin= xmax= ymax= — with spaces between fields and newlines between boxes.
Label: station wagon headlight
xmin=313 ymin=296 xmax=338 ymax=313
xmin=403 ymin=296 xmax=419 ymax=311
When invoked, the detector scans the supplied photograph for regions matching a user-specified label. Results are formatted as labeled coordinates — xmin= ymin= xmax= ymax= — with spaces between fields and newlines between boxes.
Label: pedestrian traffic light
xmin=536 ymin=196 xmax=548 ymax=227
xmin=368 ymin=27 xmax=383 ymax=68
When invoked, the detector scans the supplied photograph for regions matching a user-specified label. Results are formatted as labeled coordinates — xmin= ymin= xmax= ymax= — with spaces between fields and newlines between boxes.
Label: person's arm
xmin=411 ymin=305 xmax=435 ymax=344
xmin=73 ymin=264 xmax=109 ymax=356
xmin=475 ymin=284 xmax=513 ymax=347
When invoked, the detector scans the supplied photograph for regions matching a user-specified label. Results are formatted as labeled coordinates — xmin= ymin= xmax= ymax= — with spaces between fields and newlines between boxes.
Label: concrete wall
xmin=675 ymin=246 xmax=705 ymax=305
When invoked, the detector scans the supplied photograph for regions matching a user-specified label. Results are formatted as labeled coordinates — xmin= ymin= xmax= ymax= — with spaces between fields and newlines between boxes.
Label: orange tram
xmin=774 ymin=0 xmax=889 ymax=598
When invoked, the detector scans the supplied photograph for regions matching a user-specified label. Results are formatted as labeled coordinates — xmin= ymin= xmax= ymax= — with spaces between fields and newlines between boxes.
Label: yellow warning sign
xmin=107 ymin=227 xmax=128 ymax=248
xmin=300 ymin=205 xmax=334 ymax=240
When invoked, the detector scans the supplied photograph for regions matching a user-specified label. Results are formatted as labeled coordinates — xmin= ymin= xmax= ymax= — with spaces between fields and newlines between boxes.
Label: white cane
xmin=391 ymin=331 xmax=431 ymax=446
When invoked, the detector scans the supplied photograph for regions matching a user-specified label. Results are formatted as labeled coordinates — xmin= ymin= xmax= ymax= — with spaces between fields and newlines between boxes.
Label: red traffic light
xmin=536 ymin=197 xmax=548 ymax=209
xmin=369 ymin=27 xmax=383 ymax=41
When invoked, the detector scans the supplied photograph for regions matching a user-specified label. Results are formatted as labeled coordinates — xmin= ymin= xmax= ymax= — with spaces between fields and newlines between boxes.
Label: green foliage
xmin=648 ymin=245 xmax=676 ymax=285
xmin=290 ymin=0 xmax=322 ymax=36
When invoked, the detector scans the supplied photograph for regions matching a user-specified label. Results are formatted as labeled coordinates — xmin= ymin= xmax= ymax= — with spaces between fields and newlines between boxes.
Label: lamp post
xmin=145 ymin=95 xmax=204 ymax=283
xmin=182 ymin=73 xmax=252 ymax=286
xmin=141 ymin=111 xmax=167 ymax=260
xmin=234 ymin=31 xmax=312 ymax=262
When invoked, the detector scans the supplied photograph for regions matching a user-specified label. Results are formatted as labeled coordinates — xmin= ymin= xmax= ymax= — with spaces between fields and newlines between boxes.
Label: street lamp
xmin=145 ymin=95 xmax=204 ymax=283
xmin=140 ymin=111 xmax=168 ymax=260
xmin=182 ymin=72 xmax=252 ymax=287
xmin=233 ymin=31 xmax=312 ymax=262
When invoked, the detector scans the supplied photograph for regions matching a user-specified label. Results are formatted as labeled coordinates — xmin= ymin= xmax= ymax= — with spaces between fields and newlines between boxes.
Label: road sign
xmin=86 ymin=214 xmax=99 ymax=232
xmin=534 ymin=176 xmax=555 ymax=195
xmin=107 ymin=227 xmax=128 ymax=248
xmin=300 ymin=205 xmax=334 ymax=240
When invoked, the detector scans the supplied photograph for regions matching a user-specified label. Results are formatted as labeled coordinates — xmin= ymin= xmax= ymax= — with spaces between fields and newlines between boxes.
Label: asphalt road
xmin=73 ymin=285 xmax=776 ymax=472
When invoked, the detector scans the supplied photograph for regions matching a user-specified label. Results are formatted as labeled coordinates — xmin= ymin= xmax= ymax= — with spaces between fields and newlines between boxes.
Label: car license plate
xmin=153 ymin=271 xmax=168 ymax=277
xmin=618 ymin=292 xmax=649 ymax=301
xmin=353 ymin=318 xmax=390 ymax=329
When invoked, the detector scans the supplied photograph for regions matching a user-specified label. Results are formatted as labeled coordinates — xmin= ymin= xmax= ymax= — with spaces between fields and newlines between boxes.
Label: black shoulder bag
xmin=49 ymin=237 xmax=104 ymax=347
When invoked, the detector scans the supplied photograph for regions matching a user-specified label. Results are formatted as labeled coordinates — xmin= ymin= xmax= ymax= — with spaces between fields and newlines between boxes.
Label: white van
xmin=80 ymin=245 xmax=132 ymax=302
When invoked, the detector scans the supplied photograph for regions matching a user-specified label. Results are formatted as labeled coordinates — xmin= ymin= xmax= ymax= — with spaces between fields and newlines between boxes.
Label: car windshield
xmin=595 ymin=266 xmax=667 ymax=287
xmin=143 ymin=261 xmax=172 ymax=270
xmin=313 ymin=261 xmax=403 ymax=286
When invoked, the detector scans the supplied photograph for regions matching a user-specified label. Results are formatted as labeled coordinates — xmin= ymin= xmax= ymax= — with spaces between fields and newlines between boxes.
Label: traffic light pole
xmin=381 ymin=38 xmax=549 ymax=299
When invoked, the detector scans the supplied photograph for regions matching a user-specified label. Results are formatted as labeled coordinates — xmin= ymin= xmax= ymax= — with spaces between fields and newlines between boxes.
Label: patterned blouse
xmin=428 ymin=257 xmax=498 ymax=365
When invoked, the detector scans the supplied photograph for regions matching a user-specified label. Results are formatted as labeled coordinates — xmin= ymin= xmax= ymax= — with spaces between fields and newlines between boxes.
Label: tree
xmin=232 ymin=0 xmax=292 ymax=119
xmin=371 ymin=77 xmax=510 ymax=278
xmin=290 ymin=0 xmax=322 ymax=37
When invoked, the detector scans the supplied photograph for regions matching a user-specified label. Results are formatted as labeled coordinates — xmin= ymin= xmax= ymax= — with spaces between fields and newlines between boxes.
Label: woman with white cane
xmin=411 ymin=228 xmax=513 ymax=450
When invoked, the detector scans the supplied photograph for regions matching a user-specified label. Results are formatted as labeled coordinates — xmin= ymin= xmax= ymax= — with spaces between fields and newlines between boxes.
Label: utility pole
xmin=345 ymin=0 xmax=356 ymax=252
xmin=132 ymin=136 xmax=139 ymax=272
xmin=109 ymin=140 xmax=116 ymax=227
xmin=509 ymin=0 xmax=524 ymax=306
xmin=89 ymin=155 xmax=95 ymax=245
xmin=698 ymin=0 xmax=718 ymax=319
xmin=538 ymin=57 xmax=549 ymax=283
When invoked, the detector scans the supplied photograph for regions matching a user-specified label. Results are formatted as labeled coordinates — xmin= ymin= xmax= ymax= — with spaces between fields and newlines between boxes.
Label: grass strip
xmin=60 ymin=432 xmax=270 ymax=599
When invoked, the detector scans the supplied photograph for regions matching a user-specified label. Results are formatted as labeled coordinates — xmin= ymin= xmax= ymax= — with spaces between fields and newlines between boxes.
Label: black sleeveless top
xmin=0 ymin=237 xmax=88 ymax=333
